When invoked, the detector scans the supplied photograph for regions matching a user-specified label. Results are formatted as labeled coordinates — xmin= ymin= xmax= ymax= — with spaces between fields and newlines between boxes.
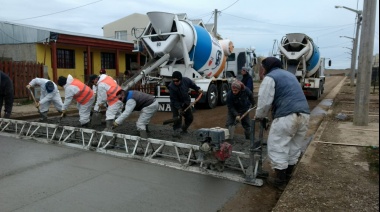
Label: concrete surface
xmin=0 ymin=135 xmax=241 ymax=212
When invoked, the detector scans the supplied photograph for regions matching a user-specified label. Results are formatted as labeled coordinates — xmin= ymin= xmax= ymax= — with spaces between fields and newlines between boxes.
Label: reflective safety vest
xmin=71 ymin=79 xmax=94 ymax=105
xmin=102 ymin=76 xmax=121 ymax=106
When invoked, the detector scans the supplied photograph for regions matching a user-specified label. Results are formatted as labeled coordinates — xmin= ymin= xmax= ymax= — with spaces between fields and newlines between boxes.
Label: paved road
xmin=0 ymin=135 xmax=240 ymax=212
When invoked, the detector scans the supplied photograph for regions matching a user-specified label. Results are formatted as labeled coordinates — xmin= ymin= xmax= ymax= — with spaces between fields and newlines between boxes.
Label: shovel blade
xmin=91 ymin=112 xmax=102 ymax=126
xmin=228 ymin=125 xmax=235 ymax=140
xmin=163 ymin=117 xmax=180 ymax=125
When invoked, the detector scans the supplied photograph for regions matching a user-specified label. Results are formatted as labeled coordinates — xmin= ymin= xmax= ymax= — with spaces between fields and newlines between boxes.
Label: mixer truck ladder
xmin=0 ymin=118 xmax=265 ymax=186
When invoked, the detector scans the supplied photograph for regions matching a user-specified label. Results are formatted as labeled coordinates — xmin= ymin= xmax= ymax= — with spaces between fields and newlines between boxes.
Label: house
xmin=102 ymin=12 xmax=217 ymax=41
xmin=102 ymin=13 xmax=149 ymax=42
xmin=0 ymin=21 xmax=145 ymax=83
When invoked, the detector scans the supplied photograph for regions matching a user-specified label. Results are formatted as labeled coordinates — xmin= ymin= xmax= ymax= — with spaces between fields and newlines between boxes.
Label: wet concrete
xmin=0 ymin=135 xmax=241 ymax=212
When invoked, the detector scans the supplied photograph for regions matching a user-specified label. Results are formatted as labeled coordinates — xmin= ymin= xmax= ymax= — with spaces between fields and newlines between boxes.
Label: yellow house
xmin=0 ymin=21 xmax=143 ymax=83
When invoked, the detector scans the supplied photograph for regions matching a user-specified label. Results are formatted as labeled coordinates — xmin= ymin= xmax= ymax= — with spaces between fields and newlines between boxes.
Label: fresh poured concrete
xmin=0 ymin=135 xmax=241 ymax=212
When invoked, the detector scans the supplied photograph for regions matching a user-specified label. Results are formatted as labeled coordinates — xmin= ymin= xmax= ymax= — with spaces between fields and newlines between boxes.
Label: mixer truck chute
xmin=277 ymin=33 xmax=326 ymax=99
xmin=123 ymin=11 xmax=234 ymax=111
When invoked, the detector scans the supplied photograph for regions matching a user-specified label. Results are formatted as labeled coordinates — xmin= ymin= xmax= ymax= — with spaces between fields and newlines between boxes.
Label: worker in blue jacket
xmin=255 ymin=57 xmax=310 ymax=190
xmin=226 ymin=80 xmax=255 ymax=140
xmin=0 ymin=70 xmax=14 ymax=118
xmin=241 ymin=67 xmax=254 ymax=92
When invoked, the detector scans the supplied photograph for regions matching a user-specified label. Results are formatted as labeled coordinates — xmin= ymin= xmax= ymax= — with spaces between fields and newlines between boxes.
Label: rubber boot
xmin=172 ymin=129 xmax=181 ymax=138
xmin=286 ymin=165 xmax=295 ymax=183
xmin=4 ymin=112 xmax=11 ymax=119
xmin=104 ymin=120 xmax=114 ymax=132
xmin=39 ymin=112 xmax=48 ymax=122
xmin=81 ymin=122 xmax=90 ymax=128
xmin=139 ymin=130 xmax=148 ymax=139
xmin=266 ymin=169 xmax=287 ymax=191
xmin=181 ymin=124 xmax=190 ymax=135
xmin=244 ymin=131 xmax=251 ymax=140
xmin=146 ymin=125 xmax=151 ymax=133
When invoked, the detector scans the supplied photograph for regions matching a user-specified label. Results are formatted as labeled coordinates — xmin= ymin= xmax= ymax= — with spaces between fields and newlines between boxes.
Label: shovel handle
xmin=27 ymin=87 xmax=38 ymax=105
xmin=183 ymin=93 xmax=203 ymax=113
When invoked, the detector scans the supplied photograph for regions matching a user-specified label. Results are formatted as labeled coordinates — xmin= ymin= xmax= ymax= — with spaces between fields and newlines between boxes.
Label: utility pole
xmin=335 ymin=5 xmax=362 ymax=87
xmin=353 ymin=0 xmax=377 ymax=126
xmin=213 ymin=9 xmax=218 ymax=38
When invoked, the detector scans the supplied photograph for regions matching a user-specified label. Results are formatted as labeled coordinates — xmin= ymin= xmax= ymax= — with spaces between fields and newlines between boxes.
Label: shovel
xmin=27 ymin=87 xmax=43 ymax=116
xmin=163 ymin=93 xmax=203 ymax=125
xmin=228 ymin=106 xmax=257 ymax=140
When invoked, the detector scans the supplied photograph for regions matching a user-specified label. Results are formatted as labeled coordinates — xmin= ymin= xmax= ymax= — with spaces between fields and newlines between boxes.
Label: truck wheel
xmin=206 ymin=84 xmax=218 ymax=109
xmin=218 ymin=83 xmax=229 ymax=105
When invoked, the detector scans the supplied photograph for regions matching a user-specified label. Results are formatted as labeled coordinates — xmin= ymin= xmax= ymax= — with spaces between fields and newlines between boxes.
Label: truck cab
xmin=225 ymin=48 xmax=257 ymax=80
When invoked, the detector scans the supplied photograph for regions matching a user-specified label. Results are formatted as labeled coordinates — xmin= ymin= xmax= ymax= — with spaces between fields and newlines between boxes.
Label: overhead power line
xmin=11 ymin=0 xmax=103 ymax=22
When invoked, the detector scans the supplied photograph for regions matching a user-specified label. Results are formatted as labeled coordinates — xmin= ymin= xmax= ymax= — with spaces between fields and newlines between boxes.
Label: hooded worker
xmin=241 ymin=67 xmax=254 ymax=92
xmin=225 ymin=79 xmax=255 ymax=140
xmin=26 ymin=78 xmax=63 ymax=121
xmin=255 ymin=56 xmax=310 ymax=190
xmin=57 ymin=75 xmax=95 ymax=127
xmin=88 ymin=74 xmax=123 ymax=131
xmin=168 ymin=71 xmax=203 ymax=138
xmin=0 ymin=70 xmax=14 ymax=118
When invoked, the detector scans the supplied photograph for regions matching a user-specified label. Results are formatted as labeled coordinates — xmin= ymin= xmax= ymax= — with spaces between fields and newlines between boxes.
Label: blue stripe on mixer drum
xmin=189 ymin=25 xmax=212 ymax=71
xmin=307 ymin=41 xmax=320 ymax=72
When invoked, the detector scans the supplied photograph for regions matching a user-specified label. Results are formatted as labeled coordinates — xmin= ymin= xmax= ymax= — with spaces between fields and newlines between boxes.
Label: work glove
xmin=113 ymin=121 xmax=119 ymax=128
xmin=35 ymin=102 xmax=40 ymax=108
xmin=178 ymin=108 xmax=184 ymax=116
xmin=26 ymin=84 xmax=32 ymax=89
xmin=198 ymin=89 xmax=203 ymax=94
xmin=235 ymin=115 xmax=241 ymax=123
xmin=61 ymin=110 xmax=67 ymax=117
xmin=99 ymin=103 xmax=106 ymax=109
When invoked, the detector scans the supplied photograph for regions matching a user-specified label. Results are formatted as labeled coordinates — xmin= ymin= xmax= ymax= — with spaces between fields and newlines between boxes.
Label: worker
xmin=26 ymin=77 xmax=63 ymax=121
xmin=88 ymin=74 xmax=123 ymax=131
xmin=225 ymin=79 xmax=255 ymax=140
xmin=57 ymin=75 xmax=95 ymax=127
xmin=99 ymin=68 xmax=107 ymax=75
xmin=241 ymin=67 xmax=254 ymax=92
xmin=255 ymin=57 xmax=310 ymax=191
xmin=113 ymin=89 xmax=159 ymax=138
xmin=0 ymin=70 xmax=14 ymax=118
xmin=168 ymin=71 xmax=203 ymax=138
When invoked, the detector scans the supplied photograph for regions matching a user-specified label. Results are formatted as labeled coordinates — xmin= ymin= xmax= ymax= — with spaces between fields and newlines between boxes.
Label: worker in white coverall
xmin=88 ymin=74 xmax=123 ymax=131
xmin=113 ymin=89 xmax=159 ymax=138
xmin=57 ymin=75 xmax=95 ymax=127
xmin=26 ymin=78 xmax=63 ymax=121
xmin=255 ymin=57 xmax=310 ymax=191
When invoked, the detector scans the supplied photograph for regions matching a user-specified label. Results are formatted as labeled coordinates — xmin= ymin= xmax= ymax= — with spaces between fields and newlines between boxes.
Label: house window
xmin=115 ymin=31 xmax=127 ymax=40
xmin=57 ymin=49 xmax=75 ymax=68
xmin=101 ymin=52 xmax=116 ymax=69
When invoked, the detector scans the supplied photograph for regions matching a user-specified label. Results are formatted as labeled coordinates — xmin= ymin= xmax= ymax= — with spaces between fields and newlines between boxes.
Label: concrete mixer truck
xmin=277 ymin=33 xmax=326 ymax=99
xmin=122 ymin=11 xmax=234 ymax=111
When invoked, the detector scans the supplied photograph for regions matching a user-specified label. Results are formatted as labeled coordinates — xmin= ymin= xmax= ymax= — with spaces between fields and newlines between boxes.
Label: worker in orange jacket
xmin=57 ymin=74 xmax=95 ymax=127
xmin=88 ymin=74 xmax=123 ymax=131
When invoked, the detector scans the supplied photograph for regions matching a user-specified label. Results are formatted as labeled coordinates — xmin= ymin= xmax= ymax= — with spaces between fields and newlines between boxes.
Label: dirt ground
xmin=34 ymin=76 xmax=379 ymax=211
xmin=273 ymin=80 xmax=379 ymax=211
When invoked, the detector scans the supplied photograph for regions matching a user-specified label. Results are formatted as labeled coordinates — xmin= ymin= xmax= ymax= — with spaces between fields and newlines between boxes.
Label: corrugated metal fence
xmin=0 ymin=61 xmax=43 ymax=99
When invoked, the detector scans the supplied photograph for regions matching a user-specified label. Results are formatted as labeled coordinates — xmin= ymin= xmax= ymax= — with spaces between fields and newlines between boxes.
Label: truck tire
xmin=218 ymin=83 xmax=229 ymax=105
xmin=206 ymin=84 xmax=218 ymax=109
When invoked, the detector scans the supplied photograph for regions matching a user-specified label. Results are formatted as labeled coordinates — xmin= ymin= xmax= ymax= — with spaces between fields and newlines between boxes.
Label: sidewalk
xmin=11 ymin=89 xmax=77 ymax=120
xmin=273 ymin=78 xmax=379 ymax=211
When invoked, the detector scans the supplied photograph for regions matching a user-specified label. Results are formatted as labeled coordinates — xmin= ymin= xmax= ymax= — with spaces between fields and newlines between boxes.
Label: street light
xmin=335 ymin=5 xmax=362 ymax=86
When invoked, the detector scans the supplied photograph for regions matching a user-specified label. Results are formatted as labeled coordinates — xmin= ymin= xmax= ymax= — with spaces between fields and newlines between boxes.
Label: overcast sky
xmin=1 ymin=0 xmax=379 ymax=69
